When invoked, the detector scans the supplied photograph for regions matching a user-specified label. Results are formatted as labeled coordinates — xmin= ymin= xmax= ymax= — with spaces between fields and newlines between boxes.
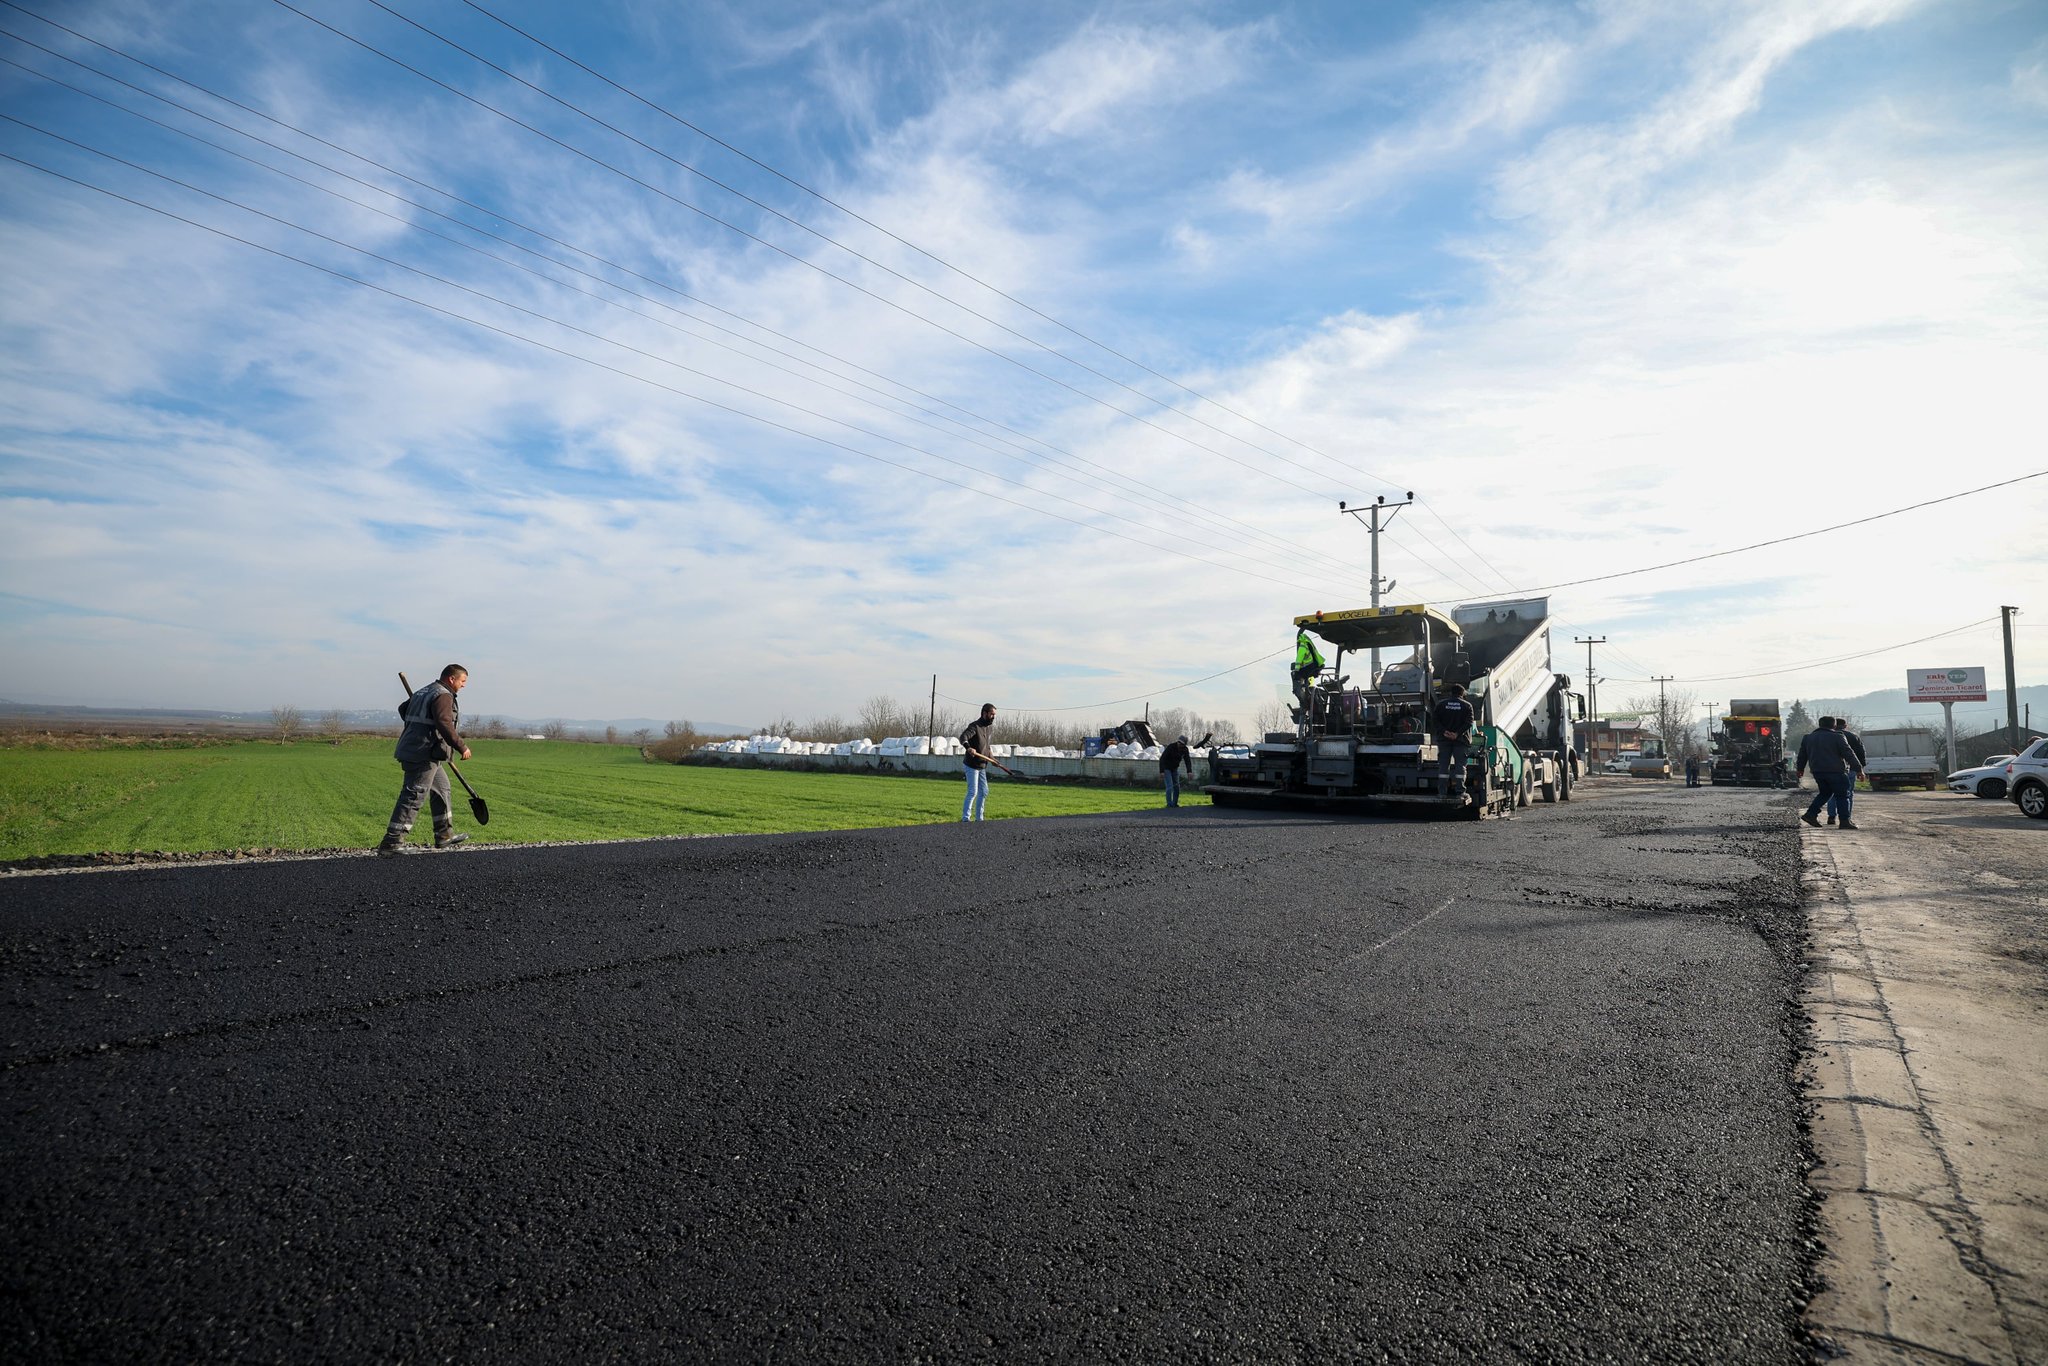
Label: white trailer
xmin=1861 ymin=727 xmax=1943 ymax=790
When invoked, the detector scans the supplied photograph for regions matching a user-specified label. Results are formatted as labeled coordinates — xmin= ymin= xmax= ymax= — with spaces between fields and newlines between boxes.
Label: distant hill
xmin=0 ymin=701 xmax=752 ymax=739
xmin=1780 ymin=684 xmax=2048 ymax=734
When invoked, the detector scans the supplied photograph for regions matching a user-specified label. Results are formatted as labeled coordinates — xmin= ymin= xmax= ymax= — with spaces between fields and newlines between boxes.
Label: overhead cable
xmin=263 ymin=0 xmax=1347 ymax=501
xmin=1599 ymin=617 xmax=1998 ymax=684
xmin=1482 ymin=474 xmax=2047 ymax=597
xmin=0 ymin=149 xmax=1359 ymax=598
xmin=0 ymin=33 xmax=1363 ymax=578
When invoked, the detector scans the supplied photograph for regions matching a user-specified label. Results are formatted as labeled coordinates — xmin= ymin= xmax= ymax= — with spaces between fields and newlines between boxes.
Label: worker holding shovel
xmin=959 ymin=701 xmax=1000 ymax=822
xmin=377 ymin=664 xmax=475 ymax=854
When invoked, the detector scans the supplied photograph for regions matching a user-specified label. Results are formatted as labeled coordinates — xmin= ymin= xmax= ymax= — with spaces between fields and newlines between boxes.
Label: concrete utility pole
xmin=1575 ymin=636 xmax=1606 ymax=759
xmin=1340 ymin=492 xmax=1415 ymax=680
xmin=2004 ymin=606 xmax=2022 ymax=750
xmin=928 ymin=675 xmax=937 ymax=745
xmin=1653 ymin=675 xmax=1675 ymax=751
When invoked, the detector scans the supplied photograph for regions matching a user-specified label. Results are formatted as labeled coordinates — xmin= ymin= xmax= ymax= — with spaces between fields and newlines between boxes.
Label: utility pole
xmin=2003 ymin=606 xmax=2021 ymax=751
xmin=928 ymin=675 xmax=937 ymax=744
xmin=1340 ymin=492 xmax=1415 ymax=679
xmin=1575 ymin=636 xmax=1606 ymax=761
xmin=1653 ymin=675 xmax=1675 ymax=753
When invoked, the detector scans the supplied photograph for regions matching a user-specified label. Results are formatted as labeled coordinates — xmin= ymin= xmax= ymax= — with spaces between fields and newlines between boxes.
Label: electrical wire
xmin=1481 ymin=473 xmax=2047 ymax=597
xmin=0 ymin=33 xmax=1370 ymax=580
xmin=0 ymin=148 xmax=1357 ymax=598
xmin=1594 ymin=617 xmax=1999 ymax=685
xmin=264 ymin=0 xmax=1356 ymax=502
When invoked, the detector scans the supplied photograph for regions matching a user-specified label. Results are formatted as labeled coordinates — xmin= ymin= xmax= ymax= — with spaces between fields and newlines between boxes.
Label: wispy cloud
xmin=1 ymin=0 xmax=2041 ymax=728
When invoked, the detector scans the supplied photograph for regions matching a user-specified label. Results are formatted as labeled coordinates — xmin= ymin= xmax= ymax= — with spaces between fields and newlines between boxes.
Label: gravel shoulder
xmin=1799 ymin=787 xmax=2048 ymax=1364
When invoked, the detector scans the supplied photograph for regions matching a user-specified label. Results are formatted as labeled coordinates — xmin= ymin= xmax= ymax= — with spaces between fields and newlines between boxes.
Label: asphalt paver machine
xmin=1206 ymin=598 xmax=1579 ymax=819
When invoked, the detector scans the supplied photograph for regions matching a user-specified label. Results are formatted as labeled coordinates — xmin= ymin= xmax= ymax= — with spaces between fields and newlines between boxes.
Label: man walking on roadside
xmin=1432 ymin=683 xmax=1480 ymax=799
xmin=1684 ymin=752 xmax=1701 ymax=786
xmin=1831 ymin=715 xmax=1867 ymax=828
xmin=378 ymin=664 xmax=472 ymax=854
xmin=1159 ymin=733 xmax=1195 ymax=808
xmin=1795 ymin=714 xmax=1863 ymax=831
xmin=959 ymin=702 xmax=998 ymax=823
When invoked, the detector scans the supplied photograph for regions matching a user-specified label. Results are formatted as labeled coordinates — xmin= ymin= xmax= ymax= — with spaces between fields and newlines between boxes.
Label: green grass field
xmin=0 ymin=736 xmax=1200 ymax=858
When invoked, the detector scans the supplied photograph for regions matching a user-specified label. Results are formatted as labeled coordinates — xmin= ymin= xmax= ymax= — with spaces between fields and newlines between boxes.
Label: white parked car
xmin=2003 ymin=738 xmax=2048 ymax=820
xmin=1947 ymin=755 xmax=2016 ymax=799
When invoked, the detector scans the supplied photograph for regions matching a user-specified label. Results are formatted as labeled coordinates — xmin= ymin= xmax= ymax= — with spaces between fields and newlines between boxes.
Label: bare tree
xmin=1254 ymin=699 xmax=1293 ymax=739
xmin=664 ymin=720 xmax=691 ymax=738
xmin=604 ymin=725 xmax=619 ymax=745
xmin=540 ymin=719 xmax=567 ymax=741
xmin=632 ymin=728 xmax=652 ymax=745
xmin=483 ymin=716 xmax=509 ymax=740
xmin=271 ymin=705 xmax=302 ymax=742
xmin=1625 ymin=689 xmax=1699 ymax=759
xmin=319 ymin=708 xmax=345 ymax=742
xmin=858 ymin=695 xmax=903 ymax=742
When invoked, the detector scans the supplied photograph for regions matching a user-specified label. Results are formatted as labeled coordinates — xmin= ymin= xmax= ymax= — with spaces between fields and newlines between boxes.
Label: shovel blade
xmin=470 ymin=796 xmax=491 ymax=826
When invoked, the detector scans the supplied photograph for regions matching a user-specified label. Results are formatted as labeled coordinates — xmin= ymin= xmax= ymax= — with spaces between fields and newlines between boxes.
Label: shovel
xmin=398 ymin=671 xmax=490 ymax=825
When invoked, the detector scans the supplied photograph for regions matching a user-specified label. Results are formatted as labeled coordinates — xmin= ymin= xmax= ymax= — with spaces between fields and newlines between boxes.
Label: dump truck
xmin=1205 ymin=597 xmax=1579 ymax=819
xmin=1711 ymin=699 xmax=1786 ymax=787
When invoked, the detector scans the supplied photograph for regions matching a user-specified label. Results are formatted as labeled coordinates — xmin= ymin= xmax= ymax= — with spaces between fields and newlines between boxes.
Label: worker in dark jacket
xmin=1795 ymin=715 xmax=1862 ymax=830
xmin=1432 ymin=683 xmax=1480 ymax=798
xmin=1159 ymin=734 xmax=1195 ymax=808
xmin=377 ymin=664 xmax=472 ymax=853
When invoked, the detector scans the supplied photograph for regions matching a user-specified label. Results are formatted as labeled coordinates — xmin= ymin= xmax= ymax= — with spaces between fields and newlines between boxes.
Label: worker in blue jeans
xmin=959 ymin=702 xmax=997 ymax=822
xmin=1158 ymin=734 xmax=1194 ymax=808
xmin=1794 ymin=716 xmax=1863 ymax=830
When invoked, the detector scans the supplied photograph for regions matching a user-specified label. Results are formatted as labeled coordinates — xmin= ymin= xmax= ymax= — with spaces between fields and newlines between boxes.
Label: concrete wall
xmin=683 ymin=749 xmax=1168 ymax=788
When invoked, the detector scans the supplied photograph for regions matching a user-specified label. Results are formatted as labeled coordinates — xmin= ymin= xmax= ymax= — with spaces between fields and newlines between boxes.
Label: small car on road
xmin=1947 ymin=755 xmax=2016 ymax=799
xmin=2004 ymin=738 xmax=2048 ymax=820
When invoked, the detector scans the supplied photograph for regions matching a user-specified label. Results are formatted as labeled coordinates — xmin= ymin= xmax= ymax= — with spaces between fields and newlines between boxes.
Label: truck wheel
xmin=1540 ymin=772 xmax=1559 ymax=802
xmin=1978 ymin=778 xmax=2006 ymax=800
xmin=1559 ymin=762 xmax=1572 ymax=802
xmin=1518 ymin=770 xmax=1534 ymax=807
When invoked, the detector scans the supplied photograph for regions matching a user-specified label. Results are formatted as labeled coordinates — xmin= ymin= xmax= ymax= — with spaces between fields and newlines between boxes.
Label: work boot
xmin=434 ymin=830 xmax=469 ymax=850
xmin=1839 ymin=821 xmax=1859 ymax=831
xmin=1800 ymin=813 xmax=1822 ymax=828
xmin=375 ymin=835 xmax=406 ymax=855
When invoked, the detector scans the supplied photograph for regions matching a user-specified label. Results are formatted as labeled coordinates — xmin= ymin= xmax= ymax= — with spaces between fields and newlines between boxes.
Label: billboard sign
xmin=1907 ymin=667 xmax=1987 ymax=703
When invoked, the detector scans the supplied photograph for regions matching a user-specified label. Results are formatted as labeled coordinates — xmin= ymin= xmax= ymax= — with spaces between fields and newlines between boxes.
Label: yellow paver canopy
xmin=1292 ymin=604 xmax=1463 ymax=653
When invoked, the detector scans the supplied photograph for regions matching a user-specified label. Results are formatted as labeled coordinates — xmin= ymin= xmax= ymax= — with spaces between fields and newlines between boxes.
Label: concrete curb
xmin=1799 ymin=831 xmax=2027 ymax=1365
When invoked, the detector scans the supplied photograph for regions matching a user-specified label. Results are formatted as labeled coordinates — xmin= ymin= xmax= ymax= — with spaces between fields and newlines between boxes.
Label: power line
xmin=264 ymin=0 xmax=1359 ymax=503
xmin=0 ymin=33 xmax=1368 ymax=581
xmin=0 ymin=148 xmax=1357 ymax=598
xmin=441 ymin=0 xmax=1431 ymax=502
xmin=3 ymin=0 xmax=1559 ymax=597
xmin=1597 ymin=618 xmax=1998 ymax=685
xmin=1484 ymin=473 xmax=2048 ymax=596
xmin=451 ymin=0 xmax=1406 ymax=486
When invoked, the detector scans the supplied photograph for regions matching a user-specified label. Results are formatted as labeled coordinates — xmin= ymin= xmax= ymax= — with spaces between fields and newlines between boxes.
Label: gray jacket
xmin=394 ymin=680 xmax=462 ymax=764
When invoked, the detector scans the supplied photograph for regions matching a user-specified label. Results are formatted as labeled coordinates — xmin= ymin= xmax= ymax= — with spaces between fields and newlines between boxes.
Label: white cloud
xmin=3 ymin=0 xmax=2043 ymax=735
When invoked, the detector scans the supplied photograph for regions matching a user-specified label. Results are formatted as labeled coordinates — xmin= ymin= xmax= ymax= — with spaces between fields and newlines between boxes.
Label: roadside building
xmin=1575 ymin=717 xmax=1648 ymax=766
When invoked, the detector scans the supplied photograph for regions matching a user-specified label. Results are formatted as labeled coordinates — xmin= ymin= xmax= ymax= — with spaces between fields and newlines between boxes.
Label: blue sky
xmin=2 ymin=0 xmax=2044 ymax=731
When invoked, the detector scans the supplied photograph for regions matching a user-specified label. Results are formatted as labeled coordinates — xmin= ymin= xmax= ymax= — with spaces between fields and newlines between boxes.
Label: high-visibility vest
xmin=1294 ymin=632 xmax=1324 ymax=672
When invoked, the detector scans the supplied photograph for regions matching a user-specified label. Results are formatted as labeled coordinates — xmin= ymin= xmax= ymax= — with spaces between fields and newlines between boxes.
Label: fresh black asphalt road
xmin=1 ymin=782 xmax=1816 ymax=1363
